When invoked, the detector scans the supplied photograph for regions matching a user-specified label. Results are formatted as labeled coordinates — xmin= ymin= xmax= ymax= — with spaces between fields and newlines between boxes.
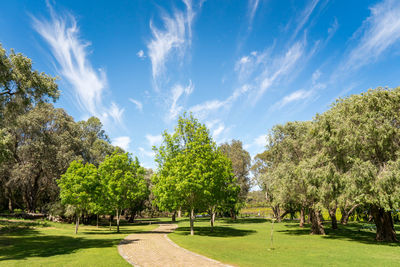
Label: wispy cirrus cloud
xmin=273 ymin=89 xmax=315 ymax=109
xmin=129 ymin=98 xmax=143 ymax=111
xmin=32 ymin=5 xmax=125 ymax=125
xmin=247 ymin=0 xmax=260 ymax=29
xmin=189 ymin=84 xmax=251 ymax=119
xmin=290 ymin=0 xmax=320 ymax=40
xmin=167 ymin=81 xmax=194 ymax=121
xmin=147 ymin=0 xmax=196 ymax=86
xmin=343 ymin=0 xmax=400 ymax=71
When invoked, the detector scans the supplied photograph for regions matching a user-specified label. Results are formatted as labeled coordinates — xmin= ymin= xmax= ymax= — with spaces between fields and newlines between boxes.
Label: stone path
xmin=118 ymin=223 xmax=232 ymax=267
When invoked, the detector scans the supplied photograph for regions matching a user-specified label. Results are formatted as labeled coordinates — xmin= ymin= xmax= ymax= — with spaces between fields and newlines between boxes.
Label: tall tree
xmin=153 ymin=113 xmax=236 ymax=235
xmin=3 ymin=103 xmax=81 ymax=212
xmin=219 ymin=140 xmax=251 ymax=218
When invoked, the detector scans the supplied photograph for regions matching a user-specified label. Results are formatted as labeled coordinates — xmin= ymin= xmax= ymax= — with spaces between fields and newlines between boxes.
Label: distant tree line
xmin=253 ymin=87 xmax=400 ymax=242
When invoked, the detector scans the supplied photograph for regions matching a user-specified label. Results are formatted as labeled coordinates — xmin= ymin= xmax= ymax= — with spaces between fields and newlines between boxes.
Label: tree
xmin=58 ymin=160 xmax=98 ymax=234
xmin=0 ymin=44 xmax=59 ymax=211
xmin=3 ymin=103 xmax=81 ymax=212
xmin=0 ymin=43 xmax=59 ymax=125
xmin=78 ymin=117 xmax=114 ymax=166
xmin=219 ymin=140 xmax=251 ymax=219
xmin=98 ymin=152 xmax=148 ymax=233
xmin=153 ymin=113 xmax=236 ymax=235
xmin=316 ymin=87 xmax=400 ymax=241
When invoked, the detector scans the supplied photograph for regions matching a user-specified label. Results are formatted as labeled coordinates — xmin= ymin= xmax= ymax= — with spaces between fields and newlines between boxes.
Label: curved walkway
xmin=118 ymin=223 xmax=232 ymax=267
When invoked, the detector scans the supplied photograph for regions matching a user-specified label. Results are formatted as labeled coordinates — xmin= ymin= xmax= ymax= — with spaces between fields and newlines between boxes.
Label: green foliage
xmin=58 ymin=160 xmax=99 ymax=215
xmin=153 ymin=114 xmax=238 ymax=214
xmin=98 ymin=152 xmax=148 ymax=213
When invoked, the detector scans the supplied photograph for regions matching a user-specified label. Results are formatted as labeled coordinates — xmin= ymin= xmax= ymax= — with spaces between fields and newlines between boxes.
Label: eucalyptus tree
xmin=317 ymin=87 xmax=400 ymax=241
xmin=4 ymin=103 xmax=81 ymax=212
xmin=219 ymin=140 xmax=251 ymax=218
xmin=98 ymin=152 xmax=148 ymax=233
xmin=0 ymin=43 xmax=59 ymax=125
xmin=153 ymin=113 xmax=236 ymax=235
xmin=254 ymin=122 xmax=315 ymax=226
xmin=78 ymin=117 xmax=114 ymax=166
xmin=0 ymin=43 xmax=59 ymax=210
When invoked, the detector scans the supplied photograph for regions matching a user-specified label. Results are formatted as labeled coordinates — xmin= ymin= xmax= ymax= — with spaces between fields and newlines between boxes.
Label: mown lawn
xmin=0 ymin=217 xmax=158 ymax=267
xmin=169 ymin=218 xmax=400 ymax=267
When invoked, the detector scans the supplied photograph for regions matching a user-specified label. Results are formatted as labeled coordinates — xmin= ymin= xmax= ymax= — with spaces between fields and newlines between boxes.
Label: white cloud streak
xmin=247 ymin=0 xmax=260 ymax=28
xmin=344 ymin=0 xmax=400 ymax=71
xmin=275 ymin=89 xmax=314 ymax=109
xmin=129 ymin=98 xmax=143 ymax=111
xmin=147 ymin=0 xmax=195 ymax=84
xmin=167 ymin=81 xmax=194 ymax=121
xmin=32 ymin=6 xmax=124 ymax=125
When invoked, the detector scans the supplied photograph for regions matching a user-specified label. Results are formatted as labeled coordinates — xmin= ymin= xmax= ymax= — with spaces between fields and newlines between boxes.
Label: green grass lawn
xmin=0 ymin=217 xmax=158 ymax=267
xmin=169 ymin=218 xmax=400 ymax=267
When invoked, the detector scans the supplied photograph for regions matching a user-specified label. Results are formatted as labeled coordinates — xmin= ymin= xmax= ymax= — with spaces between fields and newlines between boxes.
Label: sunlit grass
xmin=0 ymin=217 xmax=157 ymax=267
xmin=169 ymin=217 xmax=400 ymax=266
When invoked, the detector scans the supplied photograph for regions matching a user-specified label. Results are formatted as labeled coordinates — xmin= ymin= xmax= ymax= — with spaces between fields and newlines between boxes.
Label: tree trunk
xmin=178 ymin=208 xmax=182 ymax=218
xmin=96 ymin=214 xmax=99 ymax=228
xmin=116 ymin=209 xmax=120 ymax=233
xmin=279 ymin=210 xmax=289 ymax=221
xmin=299 ymin=207 xmax=305 ymax=228
xmin=310 ymin=209 xmax=325 ymax=235
xmin=172 ymin=211 xmax=176 ymax=222
xmin=307 ymin=209 xmax=311 ymax=224
xmin=329 ymin=206 xmax=338 ymax=230
xmin=370 ymin=205 xmax=397 ymax=242
xmin=190 ymin=208 xmax=195 ymax=236
xmin=272 ymin=205 xmax=281 ymax=222
xmin=230 ymin=208 xmax=236 ymax=220
xmin=8 ymin=198 xmax=13 ymax=212
xmin=109 ymin=216 xmax=112 ymax=231
xmin=210 ymin=210 xmax=216 ymax=232
xmin=341 ymin=204 xmax=359 ymax=225
xmin=75 ymin=215 xmax=79 ymax=234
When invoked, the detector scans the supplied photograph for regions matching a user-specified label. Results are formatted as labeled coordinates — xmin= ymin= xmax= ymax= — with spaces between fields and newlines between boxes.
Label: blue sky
xmin=1 ymin=0 xmax=400 ymax=168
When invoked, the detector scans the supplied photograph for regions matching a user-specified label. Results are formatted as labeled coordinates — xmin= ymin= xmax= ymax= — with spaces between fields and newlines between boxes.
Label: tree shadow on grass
xmin=0 ymin=234 xmax=120 ymax=261
xmin=174 ymin=226 xmax=256 ymax=237
xmin=222 ymin=218 xmax=269 ymax=224
xmin=278 ymin=222 xmax=400 ymax=247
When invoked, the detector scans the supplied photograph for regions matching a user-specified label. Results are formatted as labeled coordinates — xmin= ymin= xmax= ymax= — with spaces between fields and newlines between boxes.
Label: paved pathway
xmin=118 ymin=223 xmax=232 ymax=267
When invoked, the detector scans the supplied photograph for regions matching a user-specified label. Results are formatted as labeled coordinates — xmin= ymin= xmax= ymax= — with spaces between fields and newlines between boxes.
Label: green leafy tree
xmin=153 ymin=113 xmax=236 ymax=235
xmin=58 ymin=160 xmax=99 ymax=234
xmin=98 ymin=152 xmax=148 ymax=233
